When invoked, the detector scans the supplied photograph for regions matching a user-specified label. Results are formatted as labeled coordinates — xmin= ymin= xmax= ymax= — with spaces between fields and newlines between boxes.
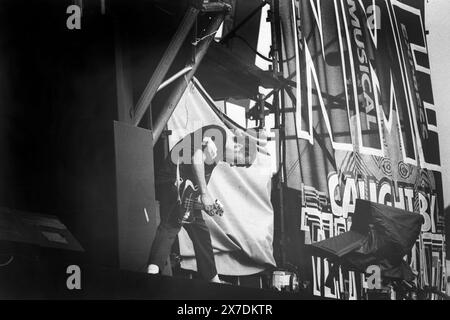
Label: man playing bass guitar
xmin=147 ymin=125 xmax=257 ymax=283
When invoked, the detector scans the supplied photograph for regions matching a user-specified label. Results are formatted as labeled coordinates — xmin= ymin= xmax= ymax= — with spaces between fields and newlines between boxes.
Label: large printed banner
xmin=282 ymin=0 xmax=446 ymax=299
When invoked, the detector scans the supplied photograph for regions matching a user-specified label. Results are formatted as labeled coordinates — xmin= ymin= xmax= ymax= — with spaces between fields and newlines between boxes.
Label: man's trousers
xmin=148 ymin=183 xmax=217 ymax=281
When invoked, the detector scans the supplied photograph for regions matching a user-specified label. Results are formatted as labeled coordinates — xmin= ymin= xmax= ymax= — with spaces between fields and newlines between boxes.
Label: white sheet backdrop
xmin=166 ymin=79 xmax=276 ymax=276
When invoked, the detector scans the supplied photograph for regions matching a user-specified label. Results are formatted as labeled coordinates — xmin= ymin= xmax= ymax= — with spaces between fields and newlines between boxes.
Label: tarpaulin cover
xmin=310 ymin=199 xmax=424 ymax=280
xmin=352 ymin=200 xmax=424 ymax=255
xmin=166 ymin=79 xmax=276 ymax=276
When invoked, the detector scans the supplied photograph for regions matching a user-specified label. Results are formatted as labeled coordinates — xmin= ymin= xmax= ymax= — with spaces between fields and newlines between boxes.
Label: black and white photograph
xmin=0 ymin=0 xmax=449 ymax=306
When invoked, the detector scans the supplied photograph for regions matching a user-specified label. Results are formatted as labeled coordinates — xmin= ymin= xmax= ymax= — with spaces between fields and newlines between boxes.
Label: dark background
xmin=0 ymin=0 xmax=191 ymax=264
xmin=0 ymin=0 xmax=268 ymax=265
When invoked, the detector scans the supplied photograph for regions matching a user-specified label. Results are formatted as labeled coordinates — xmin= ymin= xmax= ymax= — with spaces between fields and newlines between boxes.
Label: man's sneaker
xmin=147 ymin=264 xmax=159 ymax=274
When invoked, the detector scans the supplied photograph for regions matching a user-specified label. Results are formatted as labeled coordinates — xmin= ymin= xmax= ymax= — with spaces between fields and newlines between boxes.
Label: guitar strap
xmin=175 ymin=158 xmax=182 ymax=204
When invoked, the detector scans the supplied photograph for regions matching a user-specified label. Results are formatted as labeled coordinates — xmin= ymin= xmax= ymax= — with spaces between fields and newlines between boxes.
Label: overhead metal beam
xmin=132 ymin=6 xmax=200 ymax=126
xmin=132 ymin=1 xmax=232 ymax=127
xmin=201 ymin=1 xmax=233 ymax=13
xmin=152 ymin=13 xmax=227 ymax=145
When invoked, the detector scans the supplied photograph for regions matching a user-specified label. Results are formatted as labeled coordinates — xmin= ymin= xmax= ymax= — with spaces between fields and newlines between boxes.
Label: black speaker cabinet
xmin=59 ymin=120 xmax=157 ymax=272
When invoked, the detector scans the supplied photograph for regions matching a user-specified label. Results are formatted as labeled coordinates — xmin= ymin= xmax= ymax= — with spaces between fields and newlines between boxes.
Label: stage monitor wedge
xmin=0 ymin=206 xmax=84 ymax=252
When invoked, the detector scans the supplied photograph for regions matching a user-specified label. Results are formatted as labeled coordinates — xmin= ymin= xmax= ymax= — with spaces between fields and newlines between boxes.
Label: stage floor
xmin=0 ymin=257 xmax=318 ymax=300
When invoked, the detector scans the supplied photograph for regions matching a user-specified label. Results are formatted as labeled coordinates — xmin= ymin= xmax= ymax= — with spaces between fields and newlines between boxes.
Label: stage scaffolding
xmin=130 ymin=0 xmax=349 ymax=270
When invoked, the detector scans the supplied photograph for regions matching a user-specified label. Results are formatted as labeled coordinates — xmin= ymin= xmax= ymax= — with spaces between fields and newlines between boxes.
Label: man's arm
xmin=192 ymin=148 xmax=215 ymax=213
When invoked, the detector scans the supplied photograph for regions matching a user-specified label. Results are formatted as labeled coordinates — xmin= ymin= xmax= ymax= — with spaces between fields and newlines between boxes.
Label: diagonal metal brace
xmin=152 ymin=13 xmax=226 ymax=145
xmin=132 ymin=1 xmax=231 ymax=127
xmin=132 ymin=6 xmax=200 ymax=126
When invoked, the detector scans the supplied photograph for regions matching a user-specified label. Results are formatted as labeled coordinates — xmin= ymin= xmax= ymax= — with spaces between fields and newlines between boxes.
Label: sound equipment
xmin=270 ymin=270 xmax=299 ymax=293
xmin=0 ymin=206 xmax=83 ymax=253
xmin=60 ymin=120 xmax=158 ymax=272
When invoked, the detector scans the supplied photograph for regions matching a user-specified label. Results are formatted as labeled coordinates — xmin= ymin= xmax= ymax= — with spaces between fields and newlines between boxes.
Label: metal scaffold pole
xmin=152 ymin=12 xmax=228 ymax=145
xmin=269 ymin=0 xmax=287 ymax=267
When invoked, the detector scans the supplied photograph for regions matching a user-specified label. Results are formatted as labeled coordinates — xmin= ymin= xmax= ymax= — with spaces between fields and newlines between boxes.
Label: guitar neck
xmin=184 ymin=196 xmax=203 ymax=211
xmin=183 ymin=195 xmax=223 ymax=217
xmin=192 ymin=201 xmax=204 ymax=210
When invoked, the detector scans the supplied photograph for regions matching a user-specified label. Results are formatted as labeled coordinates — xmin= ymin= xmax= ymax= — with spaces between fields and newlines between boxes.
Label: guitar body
xmin=176 ymin=178 xmax=223 ymax=225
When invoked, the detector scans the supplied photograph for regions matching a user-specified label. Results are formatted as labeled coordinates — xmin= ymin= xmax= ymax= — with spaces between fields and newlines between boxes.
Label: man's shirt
xmin=155 ymin=125 xmax=228 ymax=189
